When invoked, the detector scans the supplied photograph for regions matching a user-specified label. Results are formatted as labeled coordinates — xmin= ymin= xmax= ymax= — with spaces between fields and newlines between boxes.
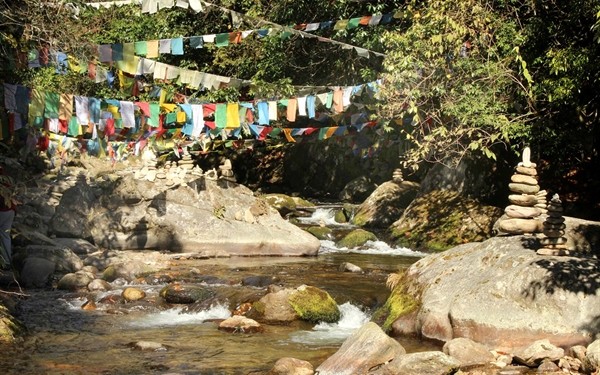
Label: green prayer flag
xmin=134 ymin=41 xmax=147 ymax=56
xmin=148 ymin=103 xmax=160 ymax=127
xmin=44 ymin=92 xmax=60 ymax=119
xmin=347 ymin=18 xmax=361 ymax=29
xmin=318 ymin=127 xmax=328 ymax=140
xmin=68 ymin=116 xmax=79 ymax=136
xmin=215 ymin=104 xmax=227 ymax=128
xmin=268 ymin=128 xmax=282 ymax=138
xmin=215 ymin=33 xmax=229 ymax=47
xmin=165 ymin=111 xmax=177 ymax=124
xmin=326 ymin=92 xmax=333 ymax=108
xmin=280 ymin=31 xmax=292 ymax=40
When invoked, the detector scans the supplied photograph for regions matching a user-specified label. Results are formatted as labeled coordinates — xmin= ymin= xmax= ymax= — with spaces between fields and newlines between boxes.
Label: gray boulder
xmin=19 ymin=257 xmax=56 ymax=288
xmin=50 ymin=175 xmax=320 ymax=256
xmin=338 ymin=176 xmax=377 ymax=203
xmin=352 ymin=180 xmax=419 ymax=228
xmin=389 ymin=235 xmax=600 ymax=350
xmin=513 ymin=339 xmax=564 ymax=367
xmin=315 ymin=322 xmax=406 ymax=375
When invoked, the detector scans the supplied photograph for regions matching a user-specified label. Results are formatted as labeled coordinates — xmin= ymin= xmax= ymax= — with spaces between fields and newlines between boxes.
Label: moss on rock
xmin=389 ymin=190 xmax=503 ymax=251
xmin=306 ymin=226 xmax=333 ymax=240
xmin=372 ymin=272 xmax=421 ymax=332
xmin=288 ymin=285 xmax=340 ymax=323
xmin=0 ymin=305 xmax=24 ymax=344
xmin=334 ymin=209 xmax=348 ymax=223
xmin=336 ymin=229 xmax=377 ymax=248
xmin=264 ymin=194 xmax=297 ymax=216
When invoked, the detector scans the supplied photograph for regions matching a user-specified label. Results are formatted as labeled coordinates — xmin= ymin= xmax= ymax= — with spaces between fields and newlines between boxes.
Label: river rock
xmin=250 ymin=287 xmax=298 ymax=323
xmin=390 ymin=190 xmax=503 ymax=251
xmin=338 ymin=176 xmax=377 ymax=203
xmin=13 ymin=245 xmax=83 ymax=273
xmin=57 ymin=271 xmax=94 ymax=291
xmin=351 ymin=180 xmax=419 ymax=228
xmin=371 ymin=351 xmax=461 ymax=375
xmin=336 ymin=229 xmax=377 ymax=249
xmin=218 ymin=315 xmax=263 ymax=333
xmin=50 ymin=170 xmax=320 ymax=256
xmin=52 ymin=238 xmax=98 ymax=255
xmin=87 ymin=278 xmax=112 ymax=292
xmin=19 ymin=257 xmax=56 ymax=288
xmin=315 ymin=322 xmax=406 ymax=375
xmin=442 ymin=337 xmax=495 ymax=366
xmin=513 ymin=339 xmax=564 ymax=367
xmin=129 ymin=341 xmax=167 ymax=351
xmin=159 ymin=284 xmax=214 ymax=304
xmin=339 ymin=262 xmax=362 ymax=273
xmin=268 ymin=357 xmax=314 ymax=375
xmin=584 ymin=339 xmax=600 ymax=373
xmin=122 ymin=287 xmax=146 ymax=302
xmin=388 ymin=235 xmax=600 ymax=350
xmin=289 ymin=285 xmax=340 ymax=323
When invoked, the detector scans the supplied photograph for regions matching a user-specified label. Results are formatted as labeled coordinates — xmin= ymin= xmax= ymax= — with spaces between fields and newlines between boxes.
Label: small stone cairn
xmin=537 ymin=194 xmax=569 ymax=256
xmin=497 ymin=147 xmax=543 ymax=235
xmin=218 ymin=159 xmax=236 ymax=182
xmin=392 ymin=168 xmax=404 ymax=183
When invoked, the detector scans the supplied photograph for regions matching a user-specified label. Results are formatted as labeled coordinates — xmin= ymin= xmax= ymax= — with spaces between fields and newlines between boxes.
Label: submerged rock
xmin=218 ymin=315 xmax=263 ymax=333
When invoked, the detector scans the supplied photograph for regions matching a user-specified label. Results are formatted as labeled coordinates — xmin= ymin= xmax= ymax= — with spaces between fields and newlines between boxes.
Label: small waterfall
xmin=288 ymin=302 xmax=371 ymax=345
xmin=296 ymin=208 xmax=350 ymax=227
xmin=319 ymin=239 xmax=427 ymax=257
xmin=127 ymin=304 xmax=231 ymax=328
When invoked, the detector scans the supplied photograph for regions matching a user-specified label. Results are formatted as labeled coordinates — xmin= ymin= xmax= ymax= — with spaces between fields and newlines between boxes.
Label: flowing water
xmin=0 ymin=208 xmax=439 ymax=374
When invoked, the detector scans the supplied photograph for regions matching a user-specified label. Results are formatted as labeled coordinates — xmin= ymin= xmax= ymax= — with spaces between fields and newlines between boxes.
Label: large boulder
xmin=338 ymin=176 xmax=377 ymax=203
xmin=388 ymin=235 xmax=600 ymax=350
xmin=352 ymin=180 xmax=419 ymax=228
xmin=50 ymin=174 xmax=320 ymax=256
xmin=390 ymin=190 xmax=503 ymax=251
xmin=371 ymin=351 xmax=461 ymax=375
xmin=316 ymin=322 xmax=406 ymax=375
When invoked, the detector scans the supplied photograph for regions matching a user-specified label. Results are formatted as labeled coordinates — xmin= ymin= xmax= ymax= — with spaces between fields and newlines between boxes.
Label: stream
xmin=0 ymin=208 xmax=439 ymax=374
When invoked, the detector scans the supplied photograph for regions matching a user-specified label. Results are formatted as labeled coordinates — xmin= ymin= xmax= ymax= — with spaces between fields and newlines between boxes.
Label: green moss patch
xmin=288 ymin=285 xmax=340 ymax=323
xmin=336 ymin=229 xmax=377 ymax=248
xmin=306 ymin=226 xmax=333 ymax=240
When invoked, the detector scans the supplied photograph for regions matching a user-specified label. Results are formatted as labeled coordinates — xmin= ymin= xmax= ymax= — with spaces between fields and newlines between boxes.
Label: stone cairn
xmin=497 ymin=147 xmax=543 ymax=235
xmin=535 ymin=189 xmax=548 ymax=214
xmin=392 ymin=168 xmax=404 ymax=183
xmin=537 ymin=194 xmax=569 ymax=256
xmin=218 ymin=159 xmax=236 ymax=182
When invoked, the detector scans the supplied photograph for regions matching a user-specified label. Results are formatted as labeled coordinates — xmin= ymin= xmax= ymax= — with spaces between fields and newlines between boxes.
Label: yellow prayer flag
xmin=283 ymin=128 xmax=296 ymax=143
xmin=226 ymin=103 xmax=240 ymax=128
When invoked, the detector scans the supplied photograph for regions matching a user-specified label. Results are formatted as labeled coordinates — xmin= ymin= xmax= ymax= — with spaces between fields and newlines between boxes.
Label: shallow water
xmin=1 ymin=210 xmax=440 ymax=374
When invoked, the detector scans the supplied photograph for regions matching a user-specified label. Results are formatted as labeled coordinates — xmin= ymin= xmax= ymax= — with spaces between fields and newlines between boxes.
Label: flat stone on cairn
xmin=497 ymin=147 xmax=543 ymax=235
xmin=537 ymin=194 xmax=569 ymax=256
xmin=392 ymin=168 xmax=404 ymax=183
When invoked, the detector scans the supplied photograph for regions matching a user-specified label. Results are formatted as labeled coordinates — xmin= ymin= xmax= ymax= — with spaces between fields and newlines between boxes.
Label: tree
xmin=378 ymin=0 xmax=536 ymax=171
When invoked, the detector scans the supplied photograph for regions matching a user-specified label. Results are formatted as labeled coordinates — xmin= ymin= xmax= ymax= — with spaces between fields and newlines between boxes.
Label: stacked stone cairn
xmin=392 ymin=168 xmax=404 ymax=183
xmin=537 ymin=194 xmax=569 ymax=256
xmin=497 ymin=147 xmax=543 ymax=235
xmin=218 ymin=159 xmax=236 ymax=182
xmin=535 ymin=189 xmax=548 ymax=214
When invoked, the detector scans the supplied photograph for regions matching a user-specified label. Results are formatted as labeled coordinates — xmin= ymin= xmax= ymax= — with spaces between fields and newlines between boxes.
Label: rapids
xmin=0 ymin=208 xmax=439 ymax=374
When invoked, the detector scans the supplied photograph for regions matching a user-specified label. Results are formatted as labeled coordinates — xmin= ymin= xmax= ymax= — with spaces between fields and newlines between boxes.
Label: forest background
xmin=0 ymin=0 xmax=599 ymax=219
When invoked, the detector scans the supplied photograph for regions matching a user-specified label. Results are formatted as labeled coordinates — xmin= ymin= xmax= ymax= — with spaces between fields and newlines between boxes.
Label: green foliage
xmin=379 ymin=0 xmax=535 ymax=170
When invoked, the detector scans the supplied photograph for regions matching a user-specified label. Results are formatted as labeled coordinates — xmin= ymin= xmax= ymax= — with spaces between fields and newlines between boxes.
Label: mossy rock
xmin=290 ymin=196 xmax=314 ymax=208
xmin=334 ymin=209 xmax=348 ymax=223
xmin=306 ymin=226 xmax=333 ymax=240
xmin=336 ymin=229 xmax=377 ymax=248
xmin=264 ymin=194 xmax=297 ymax=216
xmin=288 ymin=285 xmax=340 ymax=323
xmin=0 ymin=305 xmax=24 ymax=344
xmin=372 ymin=273 xmax=421 ymax=332
xmin=159 ymin=284 xmax=215 ymax=304
xmin=389 ymin=190 xmax=503 ymax=251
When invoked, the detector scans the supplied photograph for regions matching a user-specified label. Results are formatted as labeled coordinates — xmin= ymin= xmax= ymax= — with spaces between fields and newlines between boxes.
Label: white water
xmin=296 ymin=208 xmax=352 ymax=227
xmin=288 ymin=302 xmax=371 ymax=346
xmin=319 ymin=239 xmax=427 ymax=257
xmin=127 ymin=304 xmax=232 ymax=328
